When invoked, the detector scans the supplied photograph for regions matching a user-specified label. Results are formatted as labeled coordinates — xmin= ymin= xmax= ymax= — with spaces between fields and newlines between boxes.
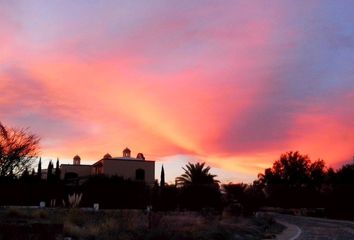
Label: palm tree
xmin=176 ymin=162 xmax=219 ymax=187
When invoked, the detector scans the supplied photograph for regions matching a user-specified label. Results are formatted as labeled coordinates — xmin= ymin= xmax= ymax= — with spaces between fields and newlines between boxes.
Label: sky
xmin=0 ymin=0 xmax=353 ymax=183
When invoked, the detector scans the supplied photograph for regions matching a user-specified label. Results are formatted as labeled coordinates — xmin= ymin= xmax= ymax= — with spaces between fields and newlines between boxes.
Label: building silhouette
xmin=60 ymin=148 xmax=155 ymax=184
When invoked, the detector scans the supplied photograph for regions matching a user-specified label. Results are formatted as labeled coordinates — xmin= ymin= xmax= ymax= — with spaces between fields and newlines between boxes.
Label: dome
xmin=73 ymin=155 xmax=81 ymax=165
xmin=123 ymin=147 xmax=131 ymax=153
xmin=136 ymin=153 xmax=145 ymax=160
xmin=123 ymin=147 xmax=131 ymax=157
xmin=103 ymin=153 xmax=112 ymax=159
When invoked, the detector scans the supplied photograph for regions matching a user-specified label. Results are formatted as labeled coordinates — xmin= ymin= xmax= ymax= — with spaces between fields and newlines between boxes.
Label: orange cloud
xmin=1 ymin=1 xmax=354 ymax=183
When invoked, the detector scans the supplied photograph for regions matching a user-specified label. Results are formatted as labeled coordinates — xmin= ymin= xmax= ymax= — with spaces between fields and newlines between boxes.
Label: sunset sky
xmin=1 ymin=1 xmax=353 ymax=183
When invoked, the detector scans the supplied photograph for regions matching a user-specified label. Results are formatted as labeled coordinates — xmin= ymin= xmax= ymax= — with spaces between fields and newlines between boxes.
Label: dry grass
xmin=4 ymin=207 xmax=50 ymax=221
xmin=63 ymin=209 xmax=148 ymax=240
xmin=0 ymin=208 xmax=284 ymax=240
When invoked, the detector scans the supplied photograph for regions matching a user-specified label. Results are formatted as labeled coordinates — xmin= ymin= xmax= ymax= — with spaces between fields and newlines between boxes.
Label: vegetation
xmin=0 ymin=208 xmax=283 ymax=240
xmin=0 ymin=122 xmax=40 ymax=177
xmin=175 ymin=162 xmax=222 ymax=211
xmin=257 ymin=151 xmax=327 ymax=188
xmin=254 ymin=151 xmax=354 ymax=219
xmin=222 ymin=183 xmax=265 ymax=216
xmin=176 ymin=162 xmax=219 ymax=186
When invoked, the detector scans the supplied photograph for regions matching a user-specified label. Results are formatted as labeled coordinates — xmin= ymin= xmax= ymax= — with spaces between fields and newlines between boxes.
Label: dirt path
xmin=273 ymin=214 xmax=354 ymax=240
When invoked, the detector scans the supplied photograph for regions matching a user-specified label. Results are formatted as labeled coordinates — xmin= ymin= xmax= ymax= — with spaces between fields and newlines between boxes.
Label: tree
xmin=223 ymin=183 xmax=248 ymax=203
xmin=309 ymin=159 xmax=326 ymax=187
xmin=55 ymin=158 xmax=61 ymax=180
xmin=47 ymin=160 xmax=53 ymax=180
xmin=37 ymin=157 xmax=42 ymax=179
xmin=176 ymin=162 xmax=221 ymax=210
xmin=21 ymin=168 xmax=29 ymax=179
xmin=176 ymin=162 xmax=219 ymax=186
xmin=160 ymin=165 xmax=165 ymax=187
xmin=223 ymin=183 xmax=265 ymax=215
xmin=257 ymin=151 xmax=330 ymax=208
xmin=257 ymin=151 xmax=323 ymax=188
xmin=0 ymin=122 xmax=40 ymax=177
xmin=336 ymin=162 xmax=354 ymax=184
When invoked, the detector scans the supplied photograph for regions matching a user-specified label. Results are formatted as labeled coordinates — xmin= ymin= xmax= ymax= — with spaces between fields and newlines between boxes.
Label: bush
xmin=179 ymin=184 xmax=222 ymax=211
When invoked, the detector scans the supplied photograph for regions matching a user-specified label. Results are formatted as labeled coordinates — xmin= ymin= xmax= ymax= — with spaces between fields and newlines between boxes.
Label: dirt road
xmin=274 ymin=214 xmax=354 ymax=240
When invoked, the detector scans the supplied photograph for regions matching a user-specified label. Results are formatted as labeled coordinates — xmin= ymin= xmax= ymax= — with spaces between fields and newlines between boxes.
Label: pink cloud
xmin=1 ymin=1 xmax=354 ymax=182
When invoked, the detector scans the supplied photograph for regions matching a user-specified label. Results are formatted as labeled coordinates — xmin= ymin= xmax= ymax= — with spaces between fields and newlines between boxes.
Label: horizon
xmin=1 ymin=1 xmax=354 ymax=183
xmin=34 ymin=149 xmax=351 ymax=185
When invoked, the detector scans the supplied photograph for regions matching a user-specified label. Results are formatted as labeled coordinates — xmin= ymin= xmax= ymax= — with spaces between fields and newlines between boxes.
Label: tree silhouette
xmin=223 ymin=183 xmax=248 ymax=203
xmin=21 ymin=168 xmax=29 ymax=179
xmin=256 ymin=151 xmax=332 ymax=209
xmin=176 ymin=162 xmax=219 ymax=186
xmin=55 ymin=158 xmax=61 ymax=180
xmin=37 ymin=157 xmax=42 ymax=179
xmin=176 ymin=162 xmax=221 ymax=210
xmin=336 ymin=162 xmax=354 ymax=184
xmin=47 ymin=160 xmax=53 ymax=180
xmin=0 ymin=122 xmax=40 ymax=176
xmin=273 ymin=151 xmax=310 ymax=186
xmin=160 ymin=165 xmax=165 ymax=187
xmin=223 ymin=183 xmax=265 ymax=215
xmin=309 ymin=159 xmax=326 ymax=187
xmin=257 ymin=151 xmax=324 ymax=188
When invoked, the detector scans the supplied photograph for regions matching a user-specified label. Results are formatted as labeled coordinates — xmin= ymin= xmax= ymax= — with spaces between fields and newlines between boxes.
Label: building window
xmin=136 ymin=169 xmax=145 ymax=181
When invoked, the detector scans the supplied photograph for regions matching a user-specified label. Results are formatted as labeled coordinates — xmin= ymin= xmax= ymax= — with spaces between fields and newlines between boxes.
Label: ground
xmin=0 ymin=207 xmax=283 ymax=240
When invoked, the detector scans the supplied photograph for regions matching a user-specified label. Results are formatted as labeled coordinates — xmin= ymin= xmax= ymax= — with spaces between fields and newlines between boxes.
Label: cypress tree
xmin=55 ymin=158 xmax=61 ymax=180
xmin=21 ymin=168 xmax=29 ymax=178
xmin=160 ymin=165 xmax=165 ymax=187
xmin=37 ymin=157 xmax=42 ymax=179
xmin=47 ymin=160 xmax=53 ymax=181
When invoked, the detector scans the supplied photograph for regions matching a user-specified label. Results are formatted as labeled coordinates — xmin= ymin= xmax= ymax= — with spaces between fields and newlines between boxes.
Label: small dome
xmin=123 ymin=147 xmax=131 ymax=153
xmin=136 ymin=153 xmax=145 ymax=160
xmin=103 ymin=153 xmax=112 ymax=159
xmin=73 ymin=155 xmax=81 ymax=165
xmin=123 ymin=147 xmax=131 ymax=157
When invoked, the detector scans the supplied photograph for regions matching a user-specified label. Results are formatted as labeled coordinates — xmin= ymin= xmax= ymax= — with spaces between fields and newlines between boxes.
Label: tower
xmin=73 ymin=155 xmax=81 ymax=165
xmin=123 ymin=147 xmax=131 ymax=158
xmin=103 ymin=153 xmax=112 ymax=159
